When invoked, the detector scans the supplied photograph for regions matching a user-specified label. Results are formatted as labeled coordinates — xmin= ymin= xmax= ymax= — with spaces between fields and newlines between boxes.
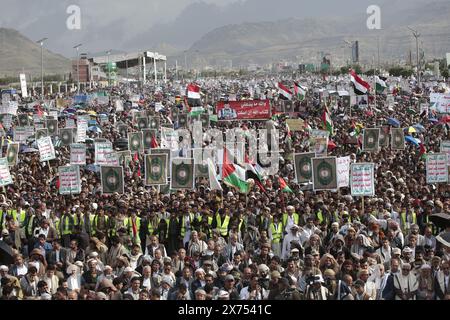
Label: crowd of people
xmin=0 ymin=72 xmax=449 ymax=300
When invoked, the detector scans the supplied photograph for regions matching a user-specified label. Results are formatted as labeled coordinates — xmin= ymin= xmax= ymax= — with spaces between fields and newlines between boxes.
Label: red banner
xmin=216 ymin=100 xmax=271 ymax=120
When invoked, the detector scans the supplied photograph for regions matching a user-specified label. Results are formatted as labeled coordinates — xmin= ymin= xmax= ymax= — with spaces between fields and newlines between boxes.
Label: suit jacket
xmin=434 ymin=271 xmax=450 ymax=300
xmin=223 ymin=243 xmax=244 ymax=262
xmin=381 ymin=273 xmax=395 ymax=300
xmin=175 ymin=276 xmax=194 ymax=291
xmin=47 ymin=248 xmax=69 ymax=267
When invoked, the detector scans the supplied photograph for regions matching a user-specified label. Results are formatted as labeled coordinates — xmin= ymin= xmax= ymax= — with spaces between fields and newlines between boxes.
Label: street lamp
xmin=36 ymin=37 xmax=48 ymax=100
xmin=106 ymin=50 xmax=112 ymax=86
xmin=408 ymin=27 xmax=421 ymax=85
xmin=73 ymin=43 xmax=82 ymax=94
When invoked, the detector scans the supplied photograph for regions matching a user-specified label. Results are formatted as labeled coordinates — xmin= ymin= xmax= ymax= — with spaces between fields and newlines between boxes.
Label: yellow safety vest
xmin=282 ymin=213 xmax=299 ymax=228
xmin=126 ymin=217 xmax=141 ymax=235
xmin=148 ymin=220 xmax=156 ymax=235
xmin=181 ymin=213 xmax=195 ymax=237
xmin=54 ymin=219 xmax=61 ymax=238
xmin=216 ymin=214 xmax=230 ymax=237
xmin=333 ymin=211 xmax=340 ymax=223
xmin=317 ymin=210 xmax=324 ymax=224
xmin=91 ymin=215 xmax=109 ymax=235
xmin=61 ymin=215 xmax=73 ymax=235
xmin=401 ymin=211 xmax=416 ymax=228
xmin=270 ymin=222 xmax=283 ymax=244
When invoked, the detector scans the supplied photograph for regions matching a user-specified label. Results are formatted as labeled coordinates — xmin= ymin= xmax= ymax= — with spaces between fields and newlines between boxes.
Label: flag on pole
xmin=278 ymin=177 xmax=293 ymax=193
xmin=187 ymin=83 xmax=201 ymax=100
xmin=375 ymin=76 xmax=387 ymax=93
xmin=350 ymin=70 xmax=370 ymax=95
xmin=189 ymin=106 xmax=205 ymax=117
xmin=222 ymin=147 xmax=249 ymax=193
xmin=419 ymin=142 xmax=427 ymax=159
xmin=322 ymin=107 xmax=334 ymax=136
xmin=244 ymin=154 xmax=266 ymax=193
xmin=278 ymin=82 xmax=293 ymax=100
xmin=293 ymin=82 xmax=307 ymax=100
xmin=207 ymin=158 xmax=222 ymax=191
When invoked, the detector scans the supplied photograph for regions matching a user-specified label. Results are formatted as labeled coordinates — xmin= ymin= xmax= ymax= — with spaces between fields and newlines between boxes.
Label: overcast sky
xmin=0 ymin=0 xmax=238 ymax=56
xmin=0 ymin=0 xmax=438 ymax=57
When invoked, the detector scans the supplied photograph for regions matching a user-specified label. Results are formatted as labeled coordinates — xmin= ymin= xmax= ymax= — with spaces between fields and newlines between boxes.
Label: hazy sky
xmin=0 ymin=0 xmax=439 ymax=57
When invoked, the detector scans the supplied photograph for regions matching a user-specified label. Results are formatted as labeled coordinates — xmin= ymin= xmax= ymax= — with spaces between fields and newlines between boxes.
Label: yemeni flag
xmin=375 ymin=76 xmax=387 ymax=93
xmin=322 ymin=107 xmax=334 ymax=136
xmin=222 ymin=147 xmax=250 ymax=194
xmin=278 ymin=177 xmax=293 ymax=193
xmin=350 ymin=70 xmax=370 ymax=95
xmin=244 ymin=154 xmax=266 ymax=192
xmin=187 ymin=83 xmax=201 ymax=109
xmin=293 ymin=82 xmax=307 ymax=100
xmin=278 ymin=82 xmax=293 ymax=100
xmin=187 ymin=83 xmax=201 ymax=100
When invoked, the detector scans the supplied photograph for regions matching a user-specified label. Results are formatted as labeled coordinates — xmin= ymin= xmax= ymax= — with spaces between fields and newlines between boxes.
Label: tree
xmin=388 ymin=67 xmax=413 ymax=77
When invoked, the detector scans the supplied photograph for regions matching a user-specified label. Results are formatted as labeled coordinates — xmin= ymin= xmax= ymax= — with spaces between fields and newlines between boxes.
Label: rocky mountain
xmin=0 ymin=28 xmax=70 ymax=77
xmin=172 ymin=0 xmax=450 ymax=67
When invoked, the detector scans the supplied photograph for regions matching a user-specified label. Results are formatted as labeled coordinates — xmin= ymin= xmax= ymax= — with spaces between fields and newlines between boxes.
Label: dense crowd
xmin=0 ymin=74 xmax=449 ymax=300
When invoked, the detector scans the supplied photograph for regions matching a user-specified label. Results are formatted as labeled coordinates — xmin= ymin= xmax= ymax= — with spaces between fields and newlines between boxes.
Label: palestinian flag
xmin=293 ymin=82 xmax=307 ymax=100
xmin=207 ymin=158 xmax=222 ymax=191
xmin=222 ymin=147 xmax=249 ymax=194
xmin=278 ymin=177 xmax=293 ymax=193
xmin=419 ymin=143 xmax=427 ymax=160
xmin=350 ymin=70 xmax=370 ymax=95
xmin=375 ymin=76 xmax=387 ymax=93
xmin=322 ymin=107 xmax=334 ymax=136
xmin=278 ymin=82 xmax=292 ymax=100
xmin=189 ymin=106 xmax=205 ymax=117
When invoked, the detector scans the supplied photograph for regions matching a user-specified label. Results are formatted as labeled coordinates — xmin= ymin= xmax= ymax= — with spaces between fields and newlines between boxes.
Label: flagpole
xmin=373 ymin=55 xmax=376 ymax=111
xmin=361 ymin=196 xmax=365 ymax=216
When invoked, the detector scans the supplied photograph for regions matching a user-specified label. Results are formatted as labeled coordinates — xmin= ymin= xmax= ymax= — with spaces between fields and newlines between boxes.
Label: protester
xmin=0 ymin=71 xmax=448 ymax=301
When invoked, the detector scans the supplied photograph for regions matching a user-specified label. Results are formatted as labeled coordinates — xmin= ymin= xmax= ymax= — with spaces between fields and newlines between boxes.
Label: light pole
xmin=36 ymin=37 xmax=48 ymax=100
xmin=73 ymin=44 xmax=82 ymax=94
xmin=408 ymin=27 xmax=421 ymax=85
xmin=106 ymin=50 xmax=111 ymax=86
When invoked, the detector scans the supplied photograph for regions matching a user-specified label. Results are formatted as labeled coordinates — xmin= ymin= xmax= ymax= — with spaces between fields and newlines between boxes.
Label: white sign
xmin=155 ymin=102 xmax=164 ymax=112
xmin=37 ymin=136 xmax=56 ymax=162
xmin=105 ymin=152 xmax=119 ymax=166
xmin=14 ymin=126 xmax=34 ymax=143
xmin=20 ymin=74 xmax=28 ymax=98
xmin=337 ymin=156 xmax=351 ymax=188
xmin=350 ymin=163 xmax=375 ymax=196
xmin=447 ymin=53 xmax=450 ymax=67
xmin=0 ymin=158 xmax=13 ymax=187
xmin=426 ymin=153 xmax=448 ymax=184
xmin=95 ymin=142 xmax=114 ymax=165
xmin=66 ymin=118 xmax=76 ymax=128
xmin=70 ymin=143 xmax=86 ymax=165
xmin=440 ymin=141 xmax=450 ymax=166
xmin=115 ymin=100 xmax=124 ymax=112
xmin=0 ymin=114 xmax=13 ymax=129
xmin=58 ymin=166 xmax=81 ymax=195
xmin=76 ymin=118 xmax=88 ymax=142
xmin=161 ymin=127 xmax=178 ymax=151
xmin=430 ymin=93 xmax=450 ymax=114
